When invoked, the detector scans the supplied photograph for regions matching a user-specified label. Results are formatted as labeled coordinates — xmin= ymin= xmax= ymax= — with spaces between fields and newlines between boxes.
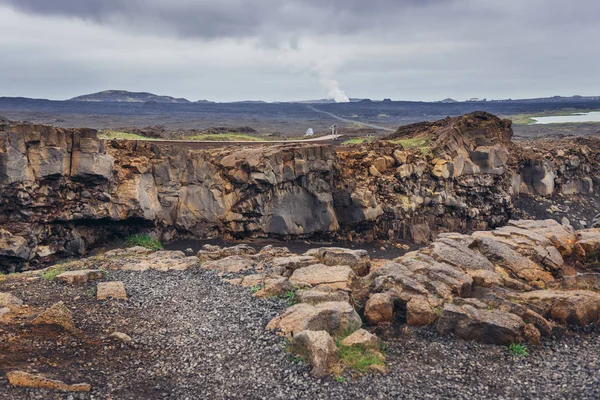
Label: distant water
xmin=533 ymin=111 xmax=600 ymax=124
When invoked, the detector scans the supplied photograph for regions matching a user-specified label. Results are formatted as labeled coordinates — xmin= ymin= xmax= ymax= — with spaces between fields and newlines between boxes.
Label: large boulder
xmin=304 ymin=247 xmax=370 ymax=276
xmin=406 ymin=297 xmax=438 ymax=326
xmin=266 ymin=301 xmax=362 ymax=338
xmin=0 ymin=229 xmax=31 ymax=261
xmin=200 ymin=255 xmax=256 ymax=273
xmin=365 ymin=293 xmax=394 ymax=325
xmin=291 ymin=330 xmax=339 ymax=377
xmin=269 ymin=255 xmax=321 ymax=276
xmin=290 ymin=264 xmax=357 ymax=291
xmin=436 ymin=304 xmax=531 ymax=345
xmin=429 ymin=237 xmax=494 ymax=272
xmin=296 ymin=288 xmax=350 ymax=305
xmin=516 ymin=290 xmax=600 ymax=326
xmin=197 ymin=244 xmax=256 ymax=262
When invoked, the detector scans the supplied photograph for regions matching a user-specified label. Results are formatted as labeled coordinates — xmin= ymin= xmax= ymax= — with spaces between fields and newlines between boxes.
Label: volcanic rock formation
xmin=1 ymin=112 xmax=599 ymax=271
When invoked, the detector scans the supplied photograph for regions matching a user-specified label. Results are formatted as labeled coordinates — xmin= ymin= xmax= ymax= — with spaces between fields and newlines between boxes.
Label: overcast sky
xmin=0 ymin=0 xmax=598 ymax=102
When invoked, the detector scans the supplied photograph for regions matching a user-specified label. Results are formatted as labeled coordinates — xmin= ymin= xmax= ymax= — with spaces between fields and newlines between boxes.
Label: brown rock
xmin=200 ymin=255 xmax=256 ymax=273
xmin=305 ymin=247 xmax=371 ymax=277
xmin=369 ymin=165 xmax=381 ymax=177
xmin=296 ymin=288 xmax=350 ymax=305
xmin=406 ymin=297 xmax=438 ymax=326
xmin=365 ymin=293 xmax=394 ymax=325
xmin=437 ymin=304 xmax=526 ymax=345
xmin=270 ymin=255 xmax=321 ymax=276
xmin=373 ymin=157 xmax=387 ymax=173
xmin=266 ymin=301 xmax=362 ymax=338
xmin=340 ymin=329 xmax=379 ymax=348
xmin=523 ymin=323 xmax=541 ymax=345
xmin=517 ymin=290 xmax=600 ymax=326
xmin=254 ymin=277 xmax=295 ymax=298
xmin=6 ymin=371 xmax=90 ymax=392
xmin=290 ymin=264 xmax=356 ymax=291
xmin=97 ymin=281 xmax=128 ymax=300
xmin=291 ymin=330 xmax=339 ymax=377
xmin=31 ymin=301 xmax=77 ymax=333
xmin=56 ymin=269 xmax=104 ymax=285
xmin=0 ymin=292 xmax=23 ymax=310
xmin=410 ymin=223 xmax=431 ymax=245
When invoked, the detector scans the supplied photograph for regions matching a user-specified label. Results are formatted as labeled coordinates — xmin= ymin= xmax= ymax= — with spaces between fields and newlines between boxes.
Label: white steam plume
xmin=280 ymin=41 xmax=351 ymax=102
xmin=320 ymin=76 xmax=350 ymax=103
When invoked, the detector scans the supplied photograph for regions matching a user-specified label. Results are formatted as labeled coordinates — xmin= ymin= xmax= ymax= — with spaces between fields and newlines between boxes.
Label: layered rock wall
xmin=1 ymin=113 xmax=599 ymax=271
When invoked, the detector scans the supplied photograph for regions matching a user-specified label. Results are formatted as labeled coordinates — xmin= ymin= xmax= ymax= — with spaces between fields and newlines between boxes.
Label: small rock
xmin=110 ymin=332 xmax=133 ymax=343
xmin=56 ymin=269 xmax=104 ymax=285
xmin=340 ymin=329 xmax=379 ymax=348
xmin=291 ymin=330 xmax=339 ymax=377
xmin=0 ymin=307 xmax=11 ymax=319
xmin=97 ymin=281 xmax=128 ymax=301
xmin=6 ymin=371 xmax=91 ymax=392
xmin=0 ymin=292 xmax=23 ymax=310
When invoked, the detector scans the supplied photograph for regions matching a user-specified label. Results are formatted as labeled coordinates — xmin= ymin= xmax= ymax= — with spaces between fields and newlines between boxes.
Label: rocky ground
xmin=3 ymin=218 xmax=600 ymax=399
xmin=1 ymin=267 xmax=599 ymax=400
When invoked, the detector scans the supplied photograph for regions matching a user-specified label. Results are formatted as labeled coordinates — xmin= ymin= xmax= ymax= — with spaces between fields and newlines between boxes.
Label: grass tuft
xmin=249 ymin=285 xmax=262 ymax=294
xmin=41 ymin=267 xmax=66 ymax=281
xmin=336 ymin=343 xmax=384 ymax=373
xmin=284 ymin=290 xmax=297 ymax=306
xmin=387 ymin=137 xmax=431 ymax=154
xmin=125 ymin=234 xmax=163 ymax=251
xmin=507 ymin=343 xmax=529 ymax=357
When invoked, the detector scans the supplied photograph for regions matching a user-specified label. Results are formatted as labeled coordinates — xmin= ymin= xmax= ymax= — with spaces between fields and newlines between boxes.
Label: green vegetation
xmin=342 ymin=137 xmax=375 ymax=145
xmin=99 ymin=130 xmax=152 ymax=140
xmin=250 ymin=285 xmax=262 ymax=294
xmin=186 ymin=133 xmax=267 ymax=142
xmin=334 ymin=376 xmax=346 ymax=383
xmin=507 ymin=343 xmax=529 ymax=357
xmin=284 ymin=290 xmax=298 ymax=306
xmin=41 ymin=267 xmax=66 ymax=281
xmin=125 ymin=234 xmax=163 ymax=251
xmin=387 ymin=137 xmax=431 ymax=154
xmin=336 ymin=343 xmax=385 ymax=373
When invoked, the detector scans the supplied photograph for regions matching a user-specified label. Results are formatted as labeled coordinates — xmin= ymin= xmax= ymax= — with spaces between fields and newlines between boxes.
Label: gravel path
xmin=2 ymin=268 xmax=600 ymax=399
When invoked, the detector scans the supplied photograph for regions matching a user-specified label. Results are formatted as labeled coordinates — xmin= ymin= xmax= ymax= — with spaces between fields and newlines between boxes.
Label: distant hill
xmin=69 ymin=90 xmax=191 ymax=104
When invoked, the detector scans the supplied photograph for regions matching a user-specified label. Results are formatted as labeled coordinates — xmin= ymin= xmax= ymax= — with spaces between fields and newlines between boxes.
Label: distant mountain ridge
xmin=69 ymin=90 xmax=191 ymax=104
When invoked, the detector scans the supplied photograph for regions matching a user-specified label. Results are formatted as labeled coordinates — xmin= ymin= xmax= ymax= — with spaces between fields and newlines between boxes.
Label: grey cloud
xmin=0 ymin=0 xmax=454 ymax=38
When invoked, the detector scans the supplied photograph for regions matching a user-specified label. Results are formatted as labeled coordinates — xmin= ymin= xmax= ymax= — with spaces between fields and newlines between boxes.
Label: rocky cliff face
xmin=1 ymin=113 xmax=598 ymax=271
